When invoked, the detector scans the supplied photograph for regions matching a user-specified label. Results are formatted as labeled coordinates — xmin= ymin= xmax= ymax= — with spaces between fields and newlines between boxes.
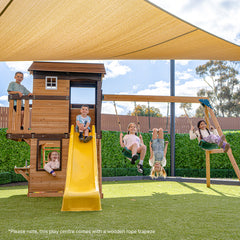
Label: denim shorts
xmin=151 ymin=138 xmax=164 ymax=161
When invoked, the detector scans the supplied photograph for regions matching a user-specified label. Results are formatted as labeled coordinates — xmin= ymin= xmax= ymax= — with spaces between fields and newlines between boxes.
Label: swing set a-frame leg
xmin=206 ymin=106 xmax=240 ymax=182
xmin=205 ymin=150 xmax=211 ymax=187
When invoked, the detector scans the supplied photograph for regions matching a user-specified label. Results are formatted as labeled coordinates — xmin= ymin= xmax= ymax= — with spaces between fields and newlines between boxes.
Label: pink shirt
xmin=123 ymin=134 xmax=141 ymax=148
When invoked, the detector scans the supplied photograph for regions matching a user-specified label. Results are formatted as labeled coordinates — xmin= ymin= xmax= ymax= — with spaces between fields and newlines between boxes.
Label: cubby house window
xmin=45 ymin=76 xmax=57 ymax=89
xmin=37 ymin=140 xmax=61 ymax=171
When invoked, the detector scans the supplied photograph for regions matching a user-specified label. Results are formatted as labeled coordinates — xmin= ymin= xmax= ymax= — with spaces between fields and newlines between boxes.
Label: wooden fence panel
xmin=1 ymin=107 xmax=240 ymax=133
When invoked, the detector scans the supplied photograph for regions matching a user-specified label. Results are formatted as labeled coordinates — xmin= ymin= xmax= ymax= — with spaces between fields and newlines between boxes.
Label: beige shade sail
xmin=0 ymin=0 xmax=239 ymax=61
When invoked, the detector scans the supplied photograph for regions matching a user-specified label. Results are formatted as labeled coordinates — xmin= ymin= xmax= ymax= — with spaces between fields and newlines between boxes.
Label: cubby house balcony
xmin=6 ymin=94 xmax=70 ymax=141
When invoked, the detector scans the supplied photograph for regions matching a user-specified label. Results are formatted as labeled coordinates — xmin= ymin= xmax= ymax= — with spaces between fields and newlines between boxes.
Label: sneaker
xmin=137 ymin=164 xmax=143 ymax=174
xmin=218 ymin=135 xmax=226 ymax=148
xmin=131 ymin=154 xmax=138 ymax=165
xmin=79 ymin=134 xmax=84 ymax=141
xmin=224 ymin=143 xmax=230 ymax=153
xmin=83 ymin=136 xmax=92 ymax=143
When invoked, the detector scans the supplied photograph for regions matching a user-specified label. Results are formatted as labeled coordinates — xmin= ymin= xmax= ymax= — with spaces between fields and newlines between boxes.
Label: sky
xmin=0 ymin=0 xmax=240 ymax=117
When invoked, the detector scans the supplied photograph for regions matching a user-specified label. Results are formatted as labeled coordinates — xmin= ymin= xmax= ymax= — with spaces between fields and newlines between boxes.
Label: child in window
xmin=189 ymin=120 xmax=230 ymax=152
xmin=76 ymin=105 xmax=92 ymax=143
xmin=120 ymin=122 xmax=146 ymax=174
xmin=44 ymin=151 xmax=60 ymax=177
xmin=149 ymin=128 xmax=168 ymax=179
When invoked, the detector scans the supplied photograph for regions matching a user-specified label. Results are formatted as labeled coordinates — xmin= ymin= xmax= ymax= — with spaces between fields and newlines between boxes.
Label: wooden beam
xmin=103 ymin=94 xmax=208 ymax=103
xmin=14 ymin=167 xmax=30 ymax=181
xmin=9 ymin=94 xmax=69 ymax=100
xmin=6 ymin=133 xmax=69 ymax=140
xmin=204 ymin=106 xmax=210 ymax=128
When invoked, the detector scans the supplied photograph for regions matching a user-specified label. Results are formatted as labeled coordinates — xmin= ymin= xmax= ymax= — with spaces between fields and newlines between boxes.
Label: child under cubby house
xmin=8 ymin=61 xmax=105 ymax=197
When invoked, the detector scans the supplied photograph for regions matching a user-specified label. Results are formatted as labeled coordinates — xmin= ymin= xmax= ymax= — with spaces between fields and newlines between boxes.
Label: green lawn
xmin=0 ymin=181 xmax=240 ymax=240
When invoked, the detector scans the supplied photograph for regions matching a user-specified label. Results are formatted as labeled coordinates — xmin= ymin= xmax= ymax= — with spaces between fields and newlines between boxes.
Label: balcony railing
xmin=7 ymin=95 xmax=32 ymax=134
xmin=7 ymin=94 xmax=69 ymax=136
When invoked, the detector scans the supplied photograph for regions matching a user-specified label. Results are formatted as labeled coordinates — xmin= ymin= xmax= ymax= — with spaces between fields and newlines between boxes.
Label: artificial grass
xmin=0 ymin=181 xmax=240 ymax=240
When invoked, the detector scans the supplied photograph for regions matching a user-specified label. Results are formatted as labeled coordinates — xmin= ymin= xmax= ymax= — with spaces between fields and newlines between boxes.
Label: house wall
xmin=28 ymin=138 xmax=69 ymax=197
xmin=31 ymin=79 xmax=70 ymax=134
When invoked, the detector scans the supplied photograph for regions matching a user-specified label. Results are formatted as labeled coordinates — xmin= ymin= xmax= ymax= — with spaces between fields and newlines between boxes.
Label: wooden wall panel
xmin=33 ymin=79 xmax=70 ymax=96
xmin=31 ymin=100 xmax=69 ymax=133
xmin=70 ymin=108 xmax=95 ymax=129
xmin=28 ymin=138 xmax=69 ymax=195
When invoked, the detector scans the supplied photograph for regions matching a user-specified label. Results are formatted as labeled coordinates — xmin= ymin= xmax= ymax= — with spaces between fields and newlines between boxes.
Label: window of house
xmin=37 ymin=140 xmax=61 ymax=171
xmin=45 ymin=76 xmax=58 ymax=89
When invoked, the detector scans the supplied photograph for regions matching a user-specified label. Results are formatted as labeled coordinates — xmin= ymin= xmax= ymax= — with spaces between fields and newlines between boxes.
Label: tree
xmin=131 ymin=104 xmax=162 ymax=117
xmin=195 ymin=60 xmax=240 ymax=117
xmin=179 ymin=103 xmax=193 ymax=117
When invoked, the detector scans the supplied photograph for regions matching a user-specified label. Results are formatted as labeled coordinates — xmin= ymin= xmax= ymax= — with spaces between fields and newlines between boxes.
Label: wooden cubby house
xmin=7 ymin=62 xmax=105 ymax=197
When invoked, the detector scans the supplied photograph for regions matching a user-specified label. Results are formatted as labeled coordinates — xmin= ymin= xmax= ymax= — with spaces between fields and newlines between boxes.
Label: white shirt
xmin=189 ymin=128 xmax=219 ymax=141
xmin=44 ymin=160 xmax=60 ymax=173
xmin=123 ymin=134 xmax=141 ymax=149
xmin=149 ymin=157 xmax=166 ymax=167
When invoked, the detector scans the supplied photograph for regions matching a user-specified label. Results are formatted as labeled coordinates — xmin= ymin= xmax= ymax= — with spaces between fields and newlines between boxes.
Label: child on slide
xmin=76 ymin=105 xmax=92 ymax=143
xmin=189 ymin=120 xmax=230 ymax=153
xmin=120 ymin=123 xmax=146 ymax=174
xmin=149 ymin=128 xmax=168 ymax=179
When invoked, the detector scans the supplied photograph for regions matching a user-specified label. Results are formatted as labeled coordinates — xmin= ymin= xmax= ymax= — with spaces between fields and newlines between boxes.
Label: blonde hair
xmin=48 ymin=151 xmax=60 ymax=162
xmin=127 ymin=122 xmax=137 ymax=134
xmin=149 ymin=165 xmax=167 ymax=179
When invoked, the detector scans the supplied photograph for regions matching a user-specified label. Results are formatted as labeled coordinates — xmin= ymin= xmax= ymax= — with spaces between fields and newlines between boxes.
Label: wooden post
xmin=16 ymin=100 xmax=22 ymax=132
xmin=204 ymin=106 xmax=210 ymax=128
xmin=7 ymin=100 xmax=14 ymax=133
xmin=206 ymin=151 xmax=211 ymax=187
xmin=24 ymin=99 xmax=30 ymax=133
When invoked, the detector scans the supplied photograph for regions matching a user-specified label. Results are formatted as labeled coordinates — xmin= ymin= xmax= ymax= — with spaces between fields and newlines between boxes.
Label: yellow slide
xmin=61 ymin=125 xmax=101 ymax=211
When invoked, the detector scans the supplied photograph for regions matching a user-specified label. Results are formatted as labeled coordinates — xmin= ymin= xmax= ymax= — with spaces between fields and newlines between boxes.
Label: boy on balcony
xmin=7 ymin=72 xmax=32 ymax=130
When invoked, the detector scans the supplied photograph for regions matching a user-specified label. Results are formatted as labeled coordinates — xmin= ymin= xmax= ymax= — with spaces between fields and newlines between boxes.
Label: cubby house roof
xmin=28 ymin=62 xmax=106 ymax=75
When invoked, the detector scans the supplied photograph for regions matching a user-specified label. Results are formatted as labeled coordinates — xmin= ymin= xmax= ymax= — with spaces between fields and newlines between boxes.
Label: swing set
xmin=113 ymin=99 xmax=169 ymax=162
xmin=103 ymin=94 xmax=240 ymax=187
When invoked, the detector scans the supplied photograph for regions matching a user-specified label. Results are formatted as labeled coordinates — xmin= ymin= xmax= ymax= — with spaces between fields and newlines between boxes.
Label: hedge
xmin=102 ymin=130 xmax=240 ymax=170
xmin=0 ymin=129 xmax=240 ymax=184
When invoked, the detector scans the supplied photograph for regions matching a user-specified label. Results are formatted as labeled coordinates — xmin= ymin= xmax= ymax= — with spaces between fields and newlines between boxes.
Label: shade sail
xmin=0 ymin=0 xmax=240 ymax=61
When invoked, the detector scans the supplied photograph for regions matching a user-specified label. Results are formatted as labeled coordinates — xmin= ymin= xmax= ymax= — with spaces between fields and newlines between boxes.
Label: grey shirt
xmin=7 ymin=81 xmax=30 ymax=106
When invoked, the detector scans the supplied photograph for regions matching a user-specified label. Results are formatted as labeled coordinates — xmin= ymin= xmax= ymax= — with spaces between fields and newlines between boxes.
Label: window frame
xmin=45 ymin=76 xmax=58 ymax=90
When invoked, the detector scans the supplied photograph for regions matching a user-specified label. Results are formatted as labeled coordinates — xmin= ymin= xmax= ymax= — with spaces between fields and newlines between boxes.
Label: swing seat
xmin=122 ymin=148 xmax=140 ymax=160
xmin=199 ymin=140 xmax=219 ymax=150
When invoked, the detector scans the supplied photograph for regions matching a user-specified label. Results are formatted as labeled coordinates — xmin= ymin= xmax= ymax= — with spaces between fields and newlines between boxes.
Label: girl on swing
xmin=189 ymin=120 xmax=230 ymax=153
xmin=149 ymin=128 xmax=168 ymax=179
xmin=120 ymin=122 xmax=146 ymax=174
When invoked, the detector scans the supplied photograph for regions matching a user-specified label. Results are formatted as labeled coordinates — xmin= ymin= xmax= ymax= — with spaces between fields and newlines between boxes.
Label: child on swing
xmin=149 ymin=128 xmax=168 ymax=179
xmin=120 ymin=122 xmax=146 ymax=174
xmin=189 ymin=120 xmax=230 ymax=153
